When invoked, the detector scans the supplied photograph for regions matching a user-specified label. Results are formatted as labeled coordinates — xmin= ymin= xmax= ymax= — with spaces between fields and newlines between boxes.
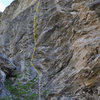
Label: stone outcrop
xmin=0 ymin=53 xmax=18 ymax=98
xmin=0 ymin=0 xmax=100 ymax=100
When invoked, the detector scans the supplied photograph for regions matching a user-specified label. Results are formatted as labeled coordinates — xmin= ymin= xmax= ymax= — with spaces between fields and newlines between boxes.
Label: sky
xmin=0 ymin=0 xmax=14 ymax=12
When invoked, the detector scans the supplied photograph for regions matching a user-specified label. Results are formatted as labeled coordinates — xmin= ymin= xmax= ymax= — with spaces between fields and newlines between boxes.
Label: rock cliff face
xmin=0 ymin=0 xmax=100 ymax=100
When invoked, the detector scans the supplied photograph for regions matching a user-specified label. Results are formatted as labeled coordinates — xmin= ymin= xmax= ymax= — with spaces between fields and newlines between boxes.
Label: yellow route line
xmin=30 ymin=0 xmax=41 ymax=100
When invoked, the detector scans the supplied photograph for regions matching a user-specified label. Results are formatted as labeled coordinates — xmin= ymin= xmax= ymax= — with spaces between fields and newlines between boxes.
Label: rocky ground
xmin=0 ymin=0 xmax=100 ymax=100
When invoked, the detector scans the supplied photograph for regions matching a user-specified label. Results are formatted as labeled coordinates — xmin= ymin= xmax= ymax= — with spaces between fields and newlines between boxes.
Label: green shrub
xmin=4 ymin=61 xmax=38 ymax=100
xmin=4 ymin=60 xmax=49 ymax=100
xmin=42 ymin=89 xmax=49 ymax=98
xmin=0 ymin=96 xmax=11 ymax=100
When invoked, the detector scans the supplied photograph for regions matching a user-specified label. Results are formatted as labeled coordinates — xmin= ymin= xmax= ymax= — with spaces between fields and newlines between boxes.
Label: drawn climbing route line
xmin=30 ymin=0 xmax=41 ymax=100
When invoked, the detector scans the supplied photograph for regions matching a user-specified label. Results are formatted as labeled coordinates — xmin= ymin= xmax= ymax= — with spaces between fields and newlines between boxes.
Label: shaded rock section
xmin=0 ymin=53 xmax=19 ymax=98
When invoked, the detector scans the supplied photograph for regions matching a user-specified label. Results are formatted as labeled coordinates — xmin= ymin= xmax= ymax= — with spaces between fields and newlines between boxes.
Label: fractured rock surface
xmin=0 ymin=0 xmax=100 ymax=99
